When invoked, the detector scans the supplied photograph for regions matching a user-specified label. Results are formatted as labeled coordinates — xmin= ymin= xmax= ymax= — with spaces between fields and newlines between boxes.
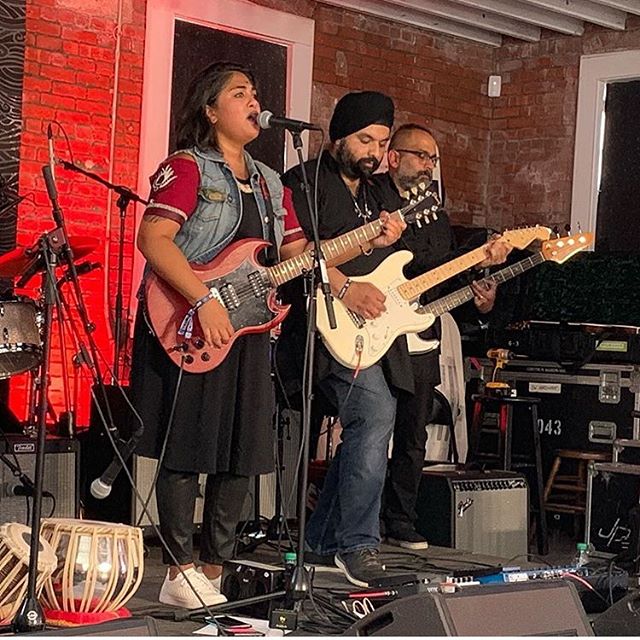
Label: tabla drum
xmin=40 ymin=519 xmax=144 ymax=613
xmin=0 ymin=297 xmax=42 ymax=379
xmin=0 ymin=522 xmax=57 ymax=623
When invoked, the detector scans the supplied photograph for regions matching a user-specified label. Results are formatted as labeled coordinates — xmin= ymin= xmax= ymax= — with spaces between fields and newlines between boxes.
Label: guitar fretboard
xmin=398 ymin=245 xmax=489 ymax=301
xmin=424 ymin=252 xmax=545 ymax=317
xmin=267 ymin=216 xmax=390 ymax=287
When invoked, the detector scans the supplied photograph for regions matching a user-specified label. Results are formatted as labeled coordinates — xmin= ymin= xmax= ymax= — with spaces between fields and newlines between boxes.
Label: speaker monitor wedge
xmin=344 ymin=580 xmax=593 ymax=636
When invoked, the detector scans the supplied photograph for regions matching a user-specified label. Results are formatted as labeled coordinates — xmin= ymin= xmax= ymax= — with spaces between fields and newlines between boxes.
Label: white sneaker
xmin=159 ymin=567 xmax=227 ymax=609
xmin=197 ymin=566 xmax=222 ymax=593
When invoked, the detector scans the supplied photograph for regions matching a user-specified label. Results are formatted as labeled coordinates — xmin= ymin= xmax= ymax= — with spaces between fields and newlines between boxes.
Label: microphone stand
xmin=12 ymin=223 xmax=58 ymax=632
xmin=288 ymin=129 xmax=335 ymax=603
xmin=58 ymin=159 xmax=148 ymax=383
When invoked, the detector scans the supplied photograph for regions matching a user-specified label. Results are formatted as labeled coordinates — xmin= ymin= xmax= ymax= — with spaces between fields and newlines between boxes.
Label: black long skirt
xmin=131 ymin=312 xmax=276 ymax=476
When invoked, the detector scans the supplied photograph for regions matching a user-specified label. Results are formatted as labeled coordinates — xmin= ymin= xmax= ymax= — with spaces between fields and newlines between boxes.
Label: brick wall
xmin=15 ymin=0 xmax=145 ymax=425
xmin=489 ymin=16 xmax=640 ymax=231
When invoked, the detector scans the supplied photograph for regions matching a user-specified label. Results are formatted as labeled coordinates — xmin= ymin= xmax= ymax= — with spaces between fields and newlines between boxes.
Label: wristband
xmin=178 ymin=289 xmax=216 ymax=339
xmin=337 ymin=278 xmax=352 ymax=300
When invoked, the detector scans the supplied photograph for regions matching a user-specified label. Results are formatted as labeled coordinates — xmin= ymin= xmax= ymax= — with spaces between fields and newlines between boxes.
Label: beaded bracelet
xmin=337 ymin=278 xmax=352 ymax=300
xmin=178 ymin=289 xmax=216 ymax=340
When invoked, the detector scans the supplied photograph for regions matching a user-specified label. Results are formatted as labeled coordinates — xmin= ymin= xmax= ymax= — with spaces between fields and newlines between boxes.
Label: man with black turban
xmin=278 ymin=91 xmax=412 ymax=588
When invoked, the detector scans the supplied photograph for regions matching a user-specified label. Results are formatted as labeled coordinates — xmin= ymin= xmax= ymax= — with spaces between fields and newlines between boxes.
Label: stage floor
xmin=123 ymin=531 xmax=582 ymax=636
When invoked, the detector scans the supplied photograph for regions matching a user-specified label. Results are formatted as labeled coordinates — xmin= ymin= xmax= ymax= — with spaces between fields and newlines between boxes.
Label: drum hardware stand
xmin=57 ymin=158 xmax=148 ymax=384
xmin=183 ymin=129 xmax=329 ymax=630
xmin=12 ymin=164 xmax=121 ymax=632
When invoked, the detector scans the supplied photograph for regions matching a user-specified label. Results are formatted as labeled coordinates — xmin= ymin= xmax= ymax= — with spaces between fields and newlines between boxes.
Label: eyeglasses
xmin=395 ymin=149 xmax=440 ymax=165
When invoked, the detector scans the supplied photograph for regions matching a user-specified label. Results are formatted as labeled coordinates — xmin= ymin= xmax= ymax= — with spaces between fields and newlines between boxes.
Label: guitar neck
xmin=398 ymin=244 xmax=491 ymax=301
xmin=423 ymin=252 xmax=545 ymax=317
xmin=267 ymin=210 xmax=404 ymax=287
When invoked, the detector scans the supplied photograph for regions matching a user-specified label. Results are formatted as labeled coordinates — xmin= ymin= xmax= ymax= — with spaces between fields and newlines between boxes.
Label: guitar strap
xmin=257 ymin=171 xmax=280 ymax=266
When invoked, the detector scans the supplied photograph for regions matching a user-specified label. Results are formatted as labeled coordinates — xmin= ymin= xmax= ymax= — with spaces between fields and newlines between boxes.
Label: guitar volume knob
xmin=193 ymin=338 xmax=205 ymax=349
xmin=201 ymin=352 xmax=211 ymax=362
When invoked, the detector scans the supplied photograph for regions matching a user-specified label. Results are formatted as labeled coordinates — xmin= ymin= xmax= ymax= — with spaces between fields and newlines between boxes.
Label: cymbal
xmin=0 ymin=235 xmax=99 ymax=278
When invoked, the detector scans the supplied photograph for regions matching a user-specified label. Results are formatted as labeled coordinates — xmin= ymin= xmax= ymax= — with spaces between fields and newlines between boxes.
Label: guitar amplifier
xmin=415 ymin=467 xmax=529 ymax=558
xmin=0 ymin=435 xmax=79 ymax=525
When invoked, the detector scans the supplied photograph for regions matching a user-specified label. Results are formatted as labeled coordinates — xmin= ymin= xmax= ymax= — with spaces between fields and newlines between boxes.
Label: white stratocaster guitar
xmin=405 ymin=232 xmax=594 ymax=354
xmin=316 ymin=226 xmax=553 ymax=369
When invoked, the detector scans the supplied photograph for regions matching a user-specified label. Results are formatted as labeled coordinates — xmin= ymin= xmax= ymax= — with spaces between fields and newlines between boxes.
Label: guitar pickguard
xmin=206 ymin=260 xmax=275 ymax=331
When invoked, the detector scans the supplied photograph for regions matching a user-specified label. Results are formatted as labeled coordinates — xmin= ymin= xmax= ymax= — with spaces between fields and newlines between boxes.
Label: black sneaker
xmin=335 ymin=548 xmax=387 ymax=588
xmin=386 ymin=530 xmax=429 ymax=550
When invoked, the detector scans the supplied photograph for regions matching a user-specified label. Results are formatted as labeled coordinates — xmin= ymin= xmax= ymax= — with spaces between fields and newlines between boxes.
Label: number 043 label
xmin=538 ymin=418 xmax=562 ymax=436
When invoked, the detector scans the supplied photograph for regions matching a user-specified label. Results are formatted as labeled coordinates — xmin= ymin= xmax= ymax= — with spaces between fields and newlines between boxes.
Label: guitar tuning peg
xmin=552 ymin=225 xmax=560 ymax=238
xmin=416 ymin=219 xmax=422 ymax=229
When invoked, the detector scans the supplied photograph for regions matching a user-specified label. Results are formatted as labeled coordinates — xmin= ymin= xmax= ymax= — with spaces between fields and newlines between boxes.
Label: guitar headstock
xmin=401 ymin=182 xmax=442 ymax=227
xmin=541 ymin=232 xmax=593 ymax=263
xmin=501 ymin=225 xmax=552 ymax=249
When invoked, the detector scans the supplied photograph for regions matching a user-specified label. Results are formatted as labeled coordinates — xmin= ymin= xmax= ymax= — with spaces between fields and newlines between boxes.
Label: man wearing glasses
xmin=371 ymin=123 xmax=509 ymax=549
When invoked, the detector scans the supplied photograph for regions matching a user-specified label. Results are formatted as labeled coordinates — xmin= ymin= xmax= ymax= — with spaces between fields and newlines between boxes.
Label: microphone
xmin=47 ymin=123 xmax=56 ymax=181
xmin=90 ymin=438 xmax=138 ymax=499
xmin=42 ymin=164 xmax=58 ymax=205
xmin=75 ymin=261 xmax=102 ymax=276
xmin=6 ymin=474 xmax=54 ymax=499
xmin=257 ymin=110 xmax=321 ymax=132
xmin=56 ymin=261 xmax=102 ymax=288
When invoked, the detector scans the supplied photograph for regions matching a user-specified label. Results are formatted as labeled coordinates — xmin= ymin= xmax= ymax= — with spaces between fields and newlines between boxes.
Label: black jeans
xmin=383 ymin=353 xmax=438 ymax=535
xmin=156 ymin=466 xmax=250 ymax=565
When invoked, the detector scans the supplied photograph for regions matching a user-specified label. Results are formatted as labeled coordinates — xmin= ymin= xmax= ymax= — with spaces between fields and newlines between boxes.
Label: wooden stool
xmin=544 ymin=449 xmax=612 ymax=523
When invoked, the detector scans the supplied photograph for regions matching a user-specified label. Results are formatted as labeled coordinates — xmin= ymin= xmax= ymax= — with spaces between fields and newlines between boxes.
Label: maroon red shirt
xmin=145 ymin=155 xmax=305 ymax=246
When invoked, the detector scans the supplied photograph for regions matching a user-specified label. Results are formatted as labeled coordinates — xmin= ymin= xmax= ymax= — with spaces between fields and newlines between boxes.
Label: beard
xmin=335 ymin=140 xmax=381 ymax=180
xmin=396 ymin=167 xmax=433 ymax=192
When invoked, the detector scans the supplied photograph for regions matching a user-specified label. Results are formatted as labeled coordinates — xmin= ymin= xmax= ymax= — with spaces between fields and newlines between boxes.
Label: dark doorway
xmin=596 ymin=79 xmax=640 ymax=252
xmin=170 ymin=20 xmax=287 ymax=172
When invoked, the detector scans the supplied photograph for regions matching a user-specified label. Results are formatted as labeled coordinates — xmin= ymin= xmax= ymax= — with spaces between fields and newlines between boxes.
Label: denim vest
xmin=173 ymin=146 xmax=286 ymax=265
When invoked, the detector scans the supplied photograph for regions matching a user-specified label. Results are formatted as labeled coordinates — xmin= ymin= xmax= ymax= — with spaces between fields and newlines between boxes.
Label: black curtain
xmin=596 ymin=79 xmax=640 ymax=253
xmin=170 ymin=20 xmax=287 ymax=173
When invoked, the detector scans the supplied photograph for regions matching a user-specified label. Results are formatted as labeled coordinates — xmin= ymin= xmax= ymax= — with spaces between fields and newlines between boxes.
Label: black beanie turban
xmin=329 ymin=91 xmax=395 ymax=142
